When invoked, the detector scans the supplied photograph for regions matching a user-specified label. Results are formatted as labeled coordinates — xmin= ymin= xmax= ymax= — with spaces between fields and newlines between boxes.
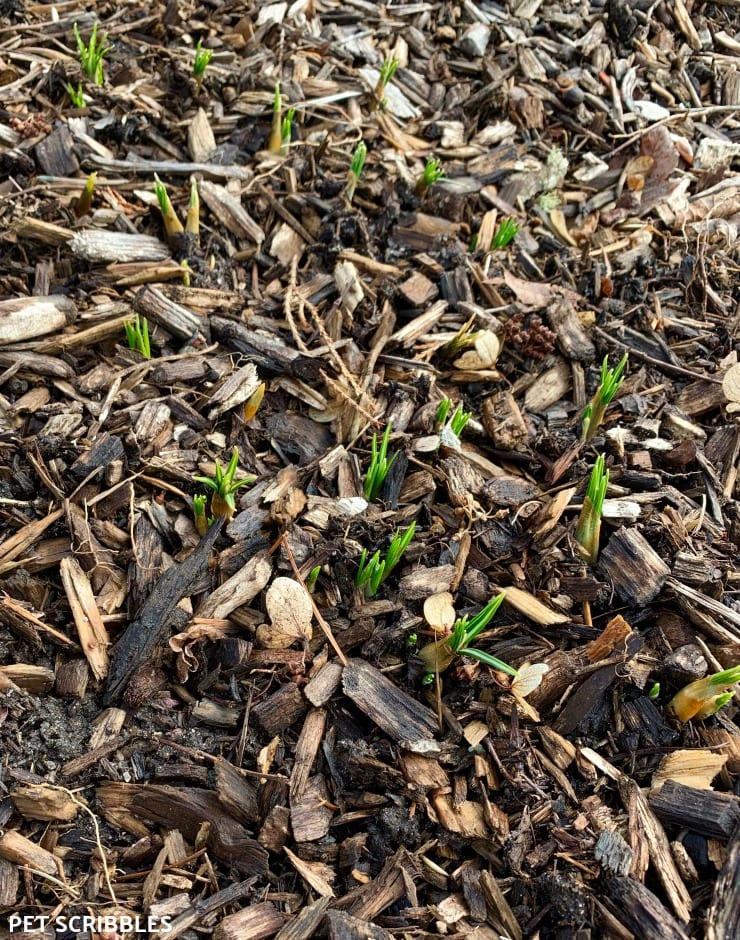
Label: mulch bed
xmin=1 ymin=1 xmax=740 ymax=938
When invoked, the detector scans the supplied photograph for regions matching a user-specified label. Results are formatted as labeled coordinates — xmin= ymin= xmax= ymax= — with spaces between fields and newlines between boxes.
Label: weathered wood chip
xmin=0 ymin=295 xmax=76 ymax=345
xmin=59 ymin=557 xmax=109 ymax=681
xmin=196 ymin=550 xmax=272 ymax=619
xmin=342 ymin=659 xmax=438 ymax=743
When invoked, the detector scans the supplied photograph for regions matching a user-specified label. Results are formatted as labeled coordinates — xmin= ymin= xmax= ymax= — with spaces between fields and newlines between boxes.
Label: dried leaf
xmin=423 ymin=591 xmax=456 ymax=631
xmin=283 ymin=845 xmax=335 ymax=897
xmin=512 ymin=662 xmax=549 ymax=697
xmin=502 ymin=270 xmax=552 ymax=308
xmin=722 ymin=363 xmax=740 ymax=413
xmin=257 ymin=577 xmax=313 ymax=649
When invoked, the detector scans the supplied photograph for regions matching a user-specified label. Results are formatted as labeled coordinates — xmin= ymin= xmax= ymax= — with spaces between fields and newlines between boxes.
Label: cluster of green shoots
xmin=356 ymin=523 xmax=415 ymax=597
xmin=67 ymin=21 xmax=111 ymax=104
xmin=364 ymin=423 xmax=398 ymax=501
xmin=193 ymin=39 xmax=213 ymax=93
xmin=415 ymin=158 xmax=445 ymax=199
xmin=470 ymin=217 xmax=520 ymax=252
xmin=435 ymin=398 xmax=472 ymax=439
xmin=582 ymin=354 xmax=628 ymax=442
xmin=490 ymin=217 xmax=520 ymax=249
xmin=373 ymin=55 xmax=398 ymax=109
xmin=193 ymin=448 xmax=255 ymax=527
xmin=124 ymin=314 xmax=151 ymax=358
xmin=669 ymin=666 xmax=740 ymax=722
xmin=575 ymin=454 xmax=608 ymax=566
xmin=417 ymin=593 xmax=518 ymax=682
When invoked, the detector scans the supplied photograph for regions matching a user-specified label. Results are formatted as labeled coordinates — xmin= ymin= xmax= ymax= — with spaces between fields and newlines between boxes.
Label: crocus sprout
xmin=373 ymin=55 xmax=398 ymax=109
xmin=194 ymin=448 xmax=255 ymax=521
xmin=415 ymin=157 xmax=445 ymax=198
xmin=74 ymin=22 xmax=111 ymax=85
xmin=582 ymin=354 xmax=628 ymax=442
xmin=345 ymin=140 xmax=367 ymax=203
xmin=417 ymin=593 xmax=517 ymax=680
xmin=356 ymin=523 xmax=416 ymax=597
xmin=268 ymin=82 xmax=283 ymax=154
xmin=185 ymin=178 xmax=200 ymax=240
xmin=153 ymin=174 xmax=184 ymax=241
xmin=193 ymin=494 xmax=209 ymax=536
xmin=669 ymin=667 xmax=740 ymax=721
xmin=574 ymin=455 xmax=608 ymax=566
xmin=490 ymin=217 xmax=519 ymax=250
xmin=75 ymin=172 xmax=97 ymax=218
xmin=193 ymin=39 xmax=213 ymax=92
xmin=435 ymin=399 xmax=472 ymax=438
xmin=281 ymin=107 xmax=296 ymax=156
xmin=364 ymin=422 xmax=398 ymax=501
xmin=124 ymin=314 xmax=151 ymax=359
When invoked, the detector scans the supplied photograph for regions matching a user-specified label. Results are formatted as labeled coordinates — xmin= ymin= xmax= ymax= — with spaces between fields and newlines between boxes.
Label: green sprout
xmin=345 ymin=140 xmax=367 ymax=203
xmin=364 ymin=423 xmax=398 ymax=501
xmin=153 ymin=174 xmax=184 ymax=242
xmin=439 ymin=317 xmax=481 ymax=361
xmin=193 ymin=494 xmax=210 ymax=536
xmin=574 ymin=455 xmax=608 ymax=566
xmin=75 ymin=171 xmax=96 ymax=218
xmin=581 ymin=354 xmax=628 ymax=442
xmin=373 ymin=55 xmax=399 ymax=109
xmin=281 ymin=107 xmax=296 ymax=157
xmin=305 ymin=564 xmax=321 ymax=593
xmin=417 ymin=593 xmax=517 ymax=680
xmin=670 ymin=666 xmax=740 ymax=721
xmin=193 ymin=39 xmax=213 ymax=92
xmin=194 ymin=448 xmax=255 ymax=522
xmin=124 ymin=314 xmax=151 ymax=359
xmin=268 ymin=82 xmax=283 ymax=154
xmin=73 ymin=22 xmax=111 ymax=85
xmin=490 ymin=217 xmax=519 ymax=250
xmin=414 ymin=157 xmax=445 ymax=199
xmin=356 ymin=523 xmax=416 ymax=597
xmin=648 ymin=682 xmax=660 ymax=700
xmin=66 ymin=83 xmax=85 ymax=107
xmin=435 ymin=399 xmax=472 ymax=438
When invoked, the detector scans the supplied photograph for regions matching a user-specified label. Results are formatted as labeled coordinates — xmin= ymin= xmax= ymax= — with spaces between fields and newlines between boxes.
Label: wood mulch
xmin=1 ymin=1 xmax=740 ymax=938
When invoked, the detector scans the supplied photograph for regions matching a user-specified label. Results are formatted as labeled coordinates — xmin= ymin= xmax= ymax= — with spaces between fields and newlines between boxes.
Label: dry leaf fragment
xmin=207 ymin=362 xmax=261 ymax=420
xmin=283 ymin=845 xmax=335 ymax=897
xmin=423 ymin=591 xmax=456 ymax=631
xmin=59 ymin=556 xmax=109 ymax=680
xmin=721 ymin=363 xmax=740 ymax=413
xmin=256 ymin=576 xmax=313 ymax=649
xmin=502 ymin=269 xmax=552 ymax=308
xmin=512 ymin=662 xmax=549 ymax=698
